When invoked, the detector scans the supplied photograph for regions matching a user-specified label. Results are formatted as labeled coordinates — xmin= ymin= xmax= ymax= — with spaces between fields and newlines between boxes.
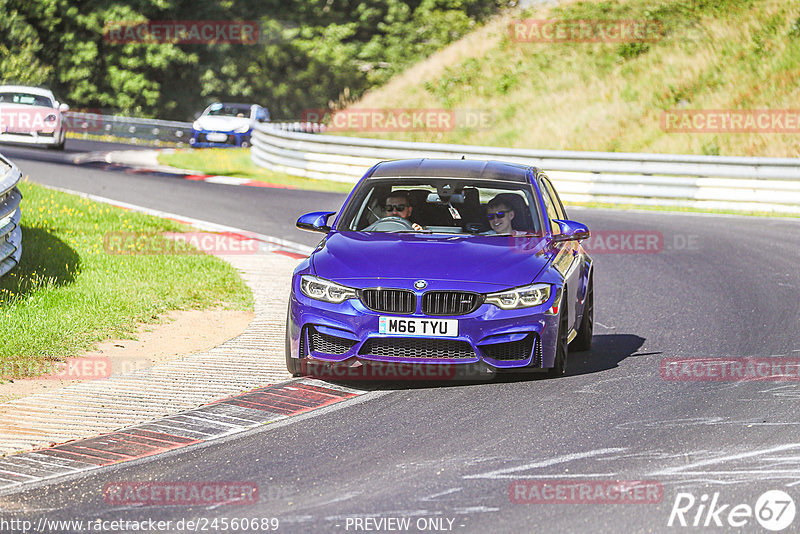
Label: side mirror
xmin=58 ymin=103 xmax=70 ymax=112
xmin=297 ymin=211 xmax=336 ymax=233
xmin=551 ymin=219 xmax=590 ymax=243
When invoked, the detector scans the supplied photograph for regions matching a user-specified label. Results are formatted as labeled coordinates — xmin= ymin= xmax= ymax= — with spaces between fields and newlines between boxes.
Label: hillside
xmin=345 ymin=0 xmax=800 ymax=157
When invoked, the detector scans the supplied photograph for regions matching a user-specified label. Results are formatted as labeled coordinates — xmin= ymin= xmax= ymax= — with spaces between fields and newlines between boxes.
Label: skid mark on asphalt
xmin=419 ymin=488 xmax=462 ymax=501
xmin=615 ymin=416 xmax=800 ymax=429
xmin=649 ymin=443 xmax=800 ymax=480
xmin=462 ymin=448 xmax=627 ymax=479
xmin=460 ymin=444 xmax=800 ymax=487
xmin=0 ymin=379 xmax=365 ymax=495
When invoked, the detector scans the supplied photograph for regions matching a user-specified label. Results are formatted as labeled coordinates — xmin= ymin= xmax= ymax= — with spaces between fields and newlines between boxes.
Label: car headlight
xmin=300 ymin=275 xmax=357 ymax=303
xmin=485 ymin=283 xmax=551 ymax=310
xmin=234 ymin=125 xmax=251 ymax=133
xmin=192 ymin=121 xmax=202 ymax=130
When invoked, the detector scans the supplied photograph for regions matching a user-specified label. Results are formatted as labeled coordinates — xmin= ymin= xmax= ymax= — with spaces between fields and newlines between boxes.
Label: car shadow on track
xmin=564 ymin=333 xmax=654 ymax=377
xmin=304 ymin=333 xmax=654 ymax=391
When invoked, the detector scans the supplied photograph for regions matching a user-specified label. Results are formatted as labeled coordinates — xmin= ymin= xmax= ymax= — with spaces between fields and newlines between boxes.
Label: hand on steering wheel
xmin=363 ymin=216 xmax=416 ymax=232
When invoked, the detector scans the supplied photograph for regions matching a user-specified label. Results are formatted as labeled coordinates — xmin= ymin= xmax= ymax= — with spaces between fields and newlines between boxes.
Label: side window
xmin=538 ymin=180 xmax=561 ymax=235
xmin=541 ymin=176 xmax=567 ymax=219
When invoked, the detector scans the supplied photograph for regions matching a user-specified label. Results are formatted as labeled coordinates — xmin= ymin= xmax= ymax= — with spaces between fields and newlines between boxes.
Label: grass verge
xmin=351 ymin=0 xmax=800 ymax=158
xmin=158 ymin=148 xmax=355 ymax=193
xmin=0 ymin=180 xmax=253 ymax=379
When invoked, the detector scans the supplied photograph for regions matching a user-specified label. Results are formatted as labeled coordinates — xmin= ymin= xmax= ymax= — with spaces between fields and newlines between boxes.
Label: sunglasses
xmin=487 ymin=211 xmax=508 ymax=220
xmin=384 ymin=204 xmax=408 ymax=212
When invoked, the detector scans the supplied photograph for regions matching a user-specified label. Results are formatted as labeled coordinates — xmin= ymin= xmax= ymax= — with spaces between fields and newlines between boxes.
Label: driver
xmin=384 ymin=191 xmax=424 ymax=231
xmin=485 ymin=196 xmax=526 ymax=235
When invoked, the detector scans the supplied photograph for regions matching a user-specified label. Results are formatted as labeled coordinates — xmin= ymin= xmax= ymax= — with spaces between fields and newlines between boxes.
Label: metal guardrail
xmin=64 ymin=112 xmax=194 ymax=146
xmin=0 ymin=153 xmax=22 ymax=278
xmin=251 ymin=125 xmax=800 ymax=214
xmin=63 ymin=112 xmax=319 ymax=146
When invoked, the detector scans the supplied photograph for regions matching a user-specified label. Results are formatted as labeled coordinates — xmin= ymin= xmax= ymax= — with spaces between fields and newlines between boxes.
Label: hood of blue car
xmin=311 ymin=232 xmax=553 ymax=291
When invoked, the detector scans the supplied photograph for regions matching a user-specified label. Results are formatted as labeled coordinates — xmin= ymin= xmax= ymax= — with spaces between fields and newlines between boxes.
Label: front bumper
xmin=287 ymin=277 xmax=561 ymax=372
xmin=0 ymin=130 xmax=61 ymax=146
xmin=190 ymin=129 xmax=250 ymax=148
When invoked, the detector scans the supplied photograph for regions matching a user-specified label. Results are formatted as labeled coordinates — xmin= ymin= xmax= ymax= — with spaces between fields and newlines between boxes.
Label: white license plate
xmin=378 ymin=317 xmax=458 ymax=337
xmin=206 ymin=132 xmax=228 ymax=142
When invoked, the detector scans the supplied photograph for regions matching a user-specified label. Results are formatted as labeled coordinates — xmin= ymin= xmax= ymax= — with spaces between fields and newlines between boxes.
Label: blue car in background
xmin=286 ymin=158 xmax=594 ymax=379
xmin=190 ymin=102 xmax=269 ymax=148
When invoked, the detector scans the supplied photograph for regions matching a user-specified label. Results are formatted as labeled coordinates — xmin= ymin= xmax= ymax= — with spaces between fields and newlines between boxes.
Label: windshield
xmin=205 ymin=103 xmax=251 ymax=118
xmin=0 ymin=92 xmax=54 ymax=107
xmin=337 ymin=178 xmax=542 ymax=235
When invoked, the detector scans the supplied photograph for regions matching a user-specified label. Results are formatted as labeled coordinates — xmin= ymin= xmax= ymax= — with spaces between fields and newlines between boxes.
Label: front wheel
xmin=548 ymin=302 xmax=569 ymax=377
xmin=570 ymin=272 xmax=593 ymax=352
xmin=285 ymin=306 xmax=301 ymax=377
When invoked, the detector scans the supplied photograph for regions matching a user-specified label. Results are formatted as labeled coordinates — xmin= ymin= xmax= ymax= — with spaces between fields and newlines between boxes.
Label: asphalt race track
xmin=0 ymin=139 xmax=343 ymax=249
xmin=1 ymin=140 xmax=799 ymax=532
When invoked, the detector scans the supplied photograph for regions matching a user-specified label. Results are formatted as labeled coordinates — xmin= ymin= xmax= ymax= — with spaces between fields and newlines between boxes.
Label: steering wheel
xmin=363 ymin=216 xmax=415 ymax=232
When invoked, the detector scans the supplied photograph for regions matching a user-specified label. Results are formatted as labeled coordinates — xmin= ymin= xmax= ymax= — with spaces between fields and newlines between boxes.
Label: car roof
xmin=0 ymin=85 xmax=56 ymax=98
xmin=369 ymin=159 xmax=533 ymax=183
xmin=208 ymin=102 xmax=257 ymax=109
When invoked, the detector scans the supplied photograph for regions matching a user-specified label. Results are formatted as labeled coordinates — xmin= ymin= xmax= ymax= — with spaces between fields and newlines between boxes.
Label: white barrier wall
xmin=251 ymin=125 xmax=800 ymax=214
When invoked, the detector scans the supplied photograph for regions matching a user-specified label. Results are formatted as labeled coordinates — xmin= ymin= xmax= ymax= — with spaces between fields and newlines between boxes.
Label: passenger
xmin=384 ymin=191 xmax=423 ymax=231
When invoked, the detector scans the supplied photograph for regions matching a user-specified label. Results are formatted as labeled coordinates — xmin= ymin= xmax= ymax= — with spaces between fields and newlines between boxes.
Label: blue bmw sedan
xmin=286 ymin=159 xmax=593 ymax=379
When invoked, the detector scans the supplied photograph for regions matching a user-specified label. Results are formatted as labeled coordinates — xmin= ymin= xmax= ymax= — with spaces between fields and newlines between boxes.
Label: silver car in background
xmin=0 ymin=85 xmax=69 ymax=150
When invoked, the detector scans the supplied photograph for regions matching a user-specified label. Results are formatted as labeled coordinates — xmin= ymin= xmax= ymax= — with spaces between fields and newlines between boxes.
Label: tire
xmin=285 ymin=306 xmax=301 ymax=377
xmin=569 ymin=272 xmax=593 ymax=352
xmin=548 ymin=300 xmax=569 ymax=377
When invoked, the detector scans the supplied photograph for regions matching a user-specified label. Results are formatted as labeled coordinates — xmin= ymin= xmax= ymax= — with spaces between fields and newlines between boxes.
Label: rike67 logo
xmin=668 ymin=490 xmax=796 ymax=531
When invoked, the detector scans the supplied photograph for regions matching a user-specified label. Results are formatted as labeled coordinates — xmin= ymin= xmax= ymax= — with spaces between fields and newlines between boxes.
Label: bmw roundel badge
xmin=414 ymin=280 xmax=428 ymax=290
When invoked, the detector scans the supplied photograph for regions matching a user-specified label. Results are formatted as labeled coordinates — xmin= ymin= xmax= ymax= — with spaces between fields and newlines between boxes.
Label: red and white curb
xmin=0 ymin=379 xmax=364 ymax=494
